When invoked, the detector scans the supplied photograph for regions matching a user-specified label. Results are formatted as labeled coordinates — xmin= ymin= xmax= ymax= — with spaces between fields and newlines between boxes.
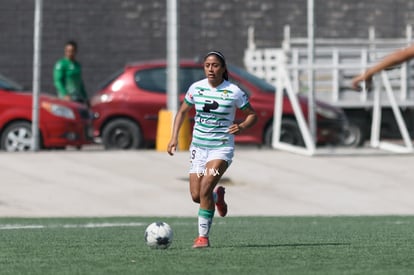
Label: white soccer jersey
xmin=184 ymin=78 xmax=250 ymax=148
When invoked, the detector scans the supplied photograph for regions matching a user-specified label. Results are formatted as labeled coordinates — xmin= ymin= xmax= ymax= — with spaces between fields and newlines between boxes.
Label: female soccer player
xmin=167 ymin=51 xmax=257 ymax=248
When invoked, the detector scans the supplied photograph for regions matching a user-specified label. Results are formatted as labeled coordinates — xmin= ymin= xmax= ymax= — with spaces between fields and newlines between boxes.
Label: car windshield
xmin=0 ymin=74 xmax=24 ymax=91
xmin=134 ymin=67 xmax=205 ymax=93
xmin=96 ymin=69 xmax=125 ymax=91
xmin=228 ymin=64 xmax=275 ymax=93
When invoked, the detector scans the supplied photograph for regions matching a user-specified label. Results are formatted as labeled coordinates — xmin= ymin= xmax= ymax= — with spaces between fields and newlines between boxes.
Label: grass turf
xmin=0 ymin=216 xmax=414 ymax=274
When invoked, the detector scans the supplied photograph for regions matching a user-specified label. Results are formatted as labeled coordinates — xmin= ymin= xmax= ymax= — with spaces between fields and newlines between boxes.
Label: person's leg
xmin=208 ymin=147 xmax=233 ymax=217
xmin=214 ymin=185 xmax=227 ymax=217
xmin=199 ymin=159 xmax=228 ymax=210
xmin=193 ymin=159 xmax=228 ymax=248
xmin=189 ymin=173 xmax=201 ymax=203
xmin=188 ymin=145 xmax=206 ymax=204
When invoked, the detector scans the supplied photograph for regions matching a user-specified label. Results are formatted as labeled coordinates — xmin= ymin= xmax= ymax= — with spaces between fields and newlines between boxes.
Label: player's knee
xmin=190 ymin=191 xmax=200 ymax=203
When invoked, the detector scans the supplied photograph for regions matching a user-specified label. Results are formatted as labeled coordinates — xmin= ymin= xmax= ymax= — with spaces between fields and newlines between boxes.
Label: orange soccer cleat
xmin=192 ymin=236 xmax=210 ymax=248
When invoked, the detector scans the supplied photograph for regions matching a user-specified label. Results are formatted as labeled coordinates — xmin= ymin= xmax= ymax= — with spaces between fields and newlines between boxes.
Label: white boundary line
xmin=0 ymin=222 xmax=147 ymax=230
xmin=0 ymin=221 xmax=222 ymax=230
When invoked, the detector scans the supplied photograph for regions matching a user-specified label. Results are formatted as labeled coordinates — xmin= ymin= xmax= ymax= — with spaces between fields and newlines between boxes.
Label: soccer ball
xmin=144 ymin=222 xmax=173 ymax=249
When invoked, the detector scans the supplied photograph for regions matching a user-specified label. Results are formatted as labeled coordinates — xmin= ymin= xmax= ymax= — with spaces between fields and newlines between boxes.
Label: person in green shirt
xmin=53 ymin=40 xmax=88 ymax=105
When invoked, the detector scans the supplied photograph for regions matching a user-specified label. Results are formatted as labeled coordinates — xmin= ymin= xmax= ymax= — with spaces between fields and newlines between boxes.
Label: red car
xmin=0 ymin=74 xmax=93 ymax=151
xmin=91 ymin=60 xmax=347 ymax=149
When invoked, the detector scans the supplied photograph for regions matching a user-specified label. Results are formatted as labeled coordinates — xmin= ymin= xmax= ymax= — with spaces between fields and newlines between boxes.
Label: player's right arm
xmin=53 ymin=59 xmax=68 ymax=98
xmin=168 ymin=84 xmax=196 ymax=156
xmin=167 ymin=101 xmax=192 ymax=156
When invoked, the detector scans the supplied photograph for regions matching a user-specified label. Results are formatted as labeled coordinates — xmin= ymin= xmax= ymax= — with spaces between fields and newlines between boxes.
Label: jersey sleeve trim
xmin=184 ymin=98 xmax=194 ymax=106
xmin=239 ymin=102 xmax=251 ymax=110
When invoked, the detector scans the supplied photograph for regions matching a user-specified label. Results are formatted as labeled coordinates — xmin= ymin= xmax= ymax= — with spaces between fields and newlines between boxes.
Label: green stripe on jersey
xmin=197 ymin=113 xmax=230 ymax=122
xmin=184 ymin=98 xmax=194 ymax=106
xmin=194 ymin=101 xmax=232 ymax=108
xmin=240 ymin=102 xmax=251 ymax=110
xmin=217 ymin=89 xmax=234 ymax=94
xmin=195 ymin=122 xmax=228 ymax=129
xmin=195 ymin=87 xmax=211 ymax=91
xmin=192 ymin=141 xmax=230 ymax=148
xmin=194 ymin=127 xmax=228 ymax=134
xmin=207 ymin=111 xmax=230 ymax=116
xmin=193 ymin=134 xmax=228 ymax=142
xmin=193 ymin=94 xmax=233 ymax=101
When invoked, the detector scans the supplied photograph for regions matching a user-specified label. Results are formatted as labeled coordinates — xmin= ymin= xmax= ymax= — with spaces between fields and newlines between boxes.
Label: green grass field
xmin=1 ymin=216 xmax=414 ymax=275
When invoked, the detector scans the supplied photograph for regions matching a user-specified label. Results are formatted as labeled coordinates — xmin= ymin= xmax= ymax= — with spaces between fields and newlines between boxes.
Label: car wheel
xmin=0 ymin=121 xmax=33 ymax=152
xmin=264 ymin=118 xmax=305 ymax=147
xmin=342 ymin=120 xmax=366 ymax=147
xmin=101 ymin=118 xmax=143 ymax=150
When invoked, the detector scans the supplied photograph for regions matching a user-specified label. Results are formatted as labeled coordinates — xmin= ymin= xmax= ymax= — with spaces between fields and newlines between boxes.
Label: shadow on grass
xmin=221 ymin=242 xmax=351 ymax=249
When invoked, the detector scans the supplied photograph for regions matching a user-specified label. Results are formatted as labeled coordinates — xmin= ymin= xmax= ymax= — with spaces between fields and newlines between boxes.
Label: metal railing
xmin=244 ymin=25 xmax=414 ymax=108
xmin=245 ymin=25 xmax=414 ymax=154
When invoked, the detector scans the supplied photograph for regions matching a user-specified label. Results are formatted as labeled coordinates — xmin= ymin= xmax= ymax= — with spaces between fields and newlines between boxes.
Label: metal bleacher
xmin=243 ymin=25 xmax=414 ymax=154
xmin=244 ymin=25 xmax=414 ymax=109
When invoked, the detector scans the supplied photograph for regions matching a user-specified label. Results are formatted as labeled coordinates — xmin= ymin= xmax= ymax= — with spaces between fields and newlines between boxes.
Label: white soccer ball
xmin=144 ymin=222 xmax=173 ymax=249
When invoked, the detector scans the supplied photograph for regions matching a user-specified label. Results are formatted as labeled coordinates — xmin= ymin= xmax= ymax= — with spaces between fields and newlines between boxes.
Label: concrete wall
xmin=1 ymin=0 xmax=414 ymax=97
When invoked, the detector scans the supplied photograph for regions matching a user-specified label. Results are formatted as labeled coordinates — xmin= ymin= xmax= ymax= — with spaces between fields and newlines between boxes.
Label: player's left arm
xmin=228 ymin=104 xmax=257 ymax=135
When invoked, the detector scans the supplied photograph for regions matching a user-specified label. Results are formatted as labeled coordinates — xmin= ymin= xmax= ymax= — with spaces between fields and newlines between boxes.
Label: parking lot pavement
xmin=0 ymin=147 xmax=413 ymax=217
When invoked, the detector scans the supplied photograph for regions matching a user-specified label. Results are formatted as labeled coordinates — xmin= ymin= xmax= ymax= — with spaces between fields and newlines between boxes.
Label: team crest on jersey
xmin=221 ymin=90 xmax=230 ymax=100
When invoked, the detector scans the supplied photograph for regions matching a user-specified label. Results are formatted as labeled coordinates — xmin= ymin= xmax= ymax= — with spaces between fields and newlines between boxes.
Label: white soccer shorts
xmin=188 ymin=145 xmax=234 ymax=174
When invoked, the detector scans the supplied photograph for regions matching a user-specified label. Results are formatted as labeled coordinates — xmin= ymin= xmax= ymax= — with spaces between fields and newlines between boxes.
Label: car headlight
xmin=316 ymin=106 xmax=338 ymax=120
xmin=100 ymin=94 xmax=113 ymax=102
xmin=41 ymin=102 xmax=75 ymax=120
